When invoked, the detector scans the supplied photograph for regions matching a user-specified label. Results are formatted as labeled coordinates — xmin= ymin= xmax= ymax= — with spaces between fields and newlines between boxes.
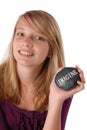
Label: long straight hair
xmin=0 ymin=10 xmax=65 ymax=111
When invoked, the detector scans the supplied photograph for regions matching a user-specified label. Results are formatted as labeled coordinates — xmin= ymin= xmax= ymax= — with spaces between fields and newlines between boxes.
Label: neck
xmin=17 ymin=63 xmax=42 ymax=88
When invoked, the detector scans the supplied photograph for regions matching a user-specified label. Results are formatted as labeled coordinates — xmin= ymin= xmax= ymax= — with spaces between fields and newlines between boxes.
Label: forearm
xmin=43 ymin=101 xmax=63 ymax=130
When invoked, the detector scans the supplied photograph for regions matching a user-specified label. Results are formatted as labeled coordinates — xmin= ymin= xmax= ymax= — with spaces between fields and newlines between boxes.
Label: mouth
xmin=18 ymin=50 xmax=33 ymax=56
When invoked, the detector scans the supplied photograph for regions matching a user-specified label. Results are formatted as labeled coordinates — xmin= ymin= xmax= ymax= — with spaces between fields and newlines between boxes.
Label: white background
xmin=0 ymin=0 xmax=87 ymax=130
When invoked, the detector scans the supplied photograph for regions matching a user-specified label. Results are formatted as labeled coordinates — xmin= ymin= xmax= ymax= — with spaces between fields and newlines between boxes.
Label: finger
xmin=75 ymin=65 xmax=86 ymax=83
xmin=77 ymin=81 xmax=85 ymax=87
xmin=70 ymin=85 xmax=84 ymax=95
xmin=75 ymin=65 xmax=83 ymax=73
xmin=79 ymin=73 xmax=86 ymax=83
xmin=67 ymin=81 xmax=85 ymax=96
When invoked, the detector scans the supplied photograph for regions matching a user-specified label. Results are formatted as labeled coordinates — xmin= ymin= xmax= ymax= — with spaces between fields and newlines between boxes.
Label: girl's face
xmin=13 ymin=18 xmax=50 ymax=69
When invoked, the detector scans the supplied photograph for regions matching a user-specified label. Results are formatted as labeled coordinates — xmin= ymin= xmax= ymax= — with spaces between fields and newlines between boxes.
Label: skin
xmin=13 ymin=18 xmax=50 ymax=68
xmin=43 ymin=65 xmax=85 ymax=130
xmin=12 ymin=18 xmax=85 ymax=130
xmin=13 ymin=18 xmax=50 ymax=110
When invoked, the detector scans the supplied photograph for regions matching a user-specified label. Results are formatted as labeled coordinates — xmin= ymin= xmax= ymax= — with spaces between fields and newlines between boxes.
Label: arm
xmin=61 ymin=97 xmax=72 ymax=130
xmin=43 ymin=66 xmax=85 ymax=130
xmin=43 ymin=97 xmax=72 ymax=130
xmin=43 ymin=99 xmax=63 ymax=130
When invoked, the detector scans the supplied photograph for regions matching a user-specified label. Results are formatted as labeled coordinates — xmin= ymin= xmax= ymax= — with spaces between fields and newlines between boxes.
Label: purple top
xmin=0 ymin=97 xmax=72 ymax=130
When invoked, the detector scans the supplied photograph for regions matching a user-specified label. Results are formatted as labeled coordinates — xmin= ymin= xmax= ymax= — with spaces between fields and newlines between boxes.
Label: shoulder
xmin=62 ymin=96 xmax=73 ymax=114
xmin=0 ymin=99 xmax=4 ymax=111
xmin=0 ymin=99 xmax=2 ymax=108
xmin=61 ymin=96 xmax=73 ymax=130
xmin=0 ymin=100 xmax=10 ymax=129
xmin=63 ymin=96 xmax=73 ymax=107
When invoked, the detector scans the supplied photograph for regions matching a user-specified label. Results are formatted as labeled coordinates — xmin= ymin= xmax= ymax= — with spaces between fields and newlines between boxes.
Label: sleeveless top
xmin=0 ymin=97 xmax=72 ymax=130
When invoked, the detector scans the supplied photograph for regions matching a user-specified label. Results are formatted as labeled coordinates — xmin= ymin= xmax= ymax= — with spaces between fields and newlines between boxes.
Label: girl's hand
xmin=49 ymin=65 xmax=85 ymax=106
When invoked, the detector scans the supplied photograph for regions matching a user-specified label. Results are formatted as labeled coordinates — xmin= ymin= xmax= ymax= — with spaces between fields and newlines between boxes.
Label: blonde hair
xmin=0 ymin=10 xmax=65 ymax=111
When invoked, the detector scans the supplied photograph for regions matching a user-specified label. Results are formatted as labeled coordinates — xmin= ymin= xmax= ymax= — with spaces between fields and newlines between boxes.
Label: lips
xmin=18 ymin=50 xmax=33 ymax=56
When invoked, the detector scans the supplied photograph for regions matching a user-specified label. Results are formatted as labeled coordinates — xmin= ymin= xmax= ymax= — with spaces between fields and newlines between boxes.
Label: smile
xmin=18 ymin=50 xmax=33 ymax=56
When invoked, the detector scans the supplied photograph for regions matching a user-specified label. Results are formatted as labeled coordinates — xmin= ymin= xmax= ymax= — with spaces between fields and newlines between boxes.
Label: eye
xmin=16 ymin=32 xmax=24 ymax=37
xmin=35 ymin=36 xmax=45 ymax=41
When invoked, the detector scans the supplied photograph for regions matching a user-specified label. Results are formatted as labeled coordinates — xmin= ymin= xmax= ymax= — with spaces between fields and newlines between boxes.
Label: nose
xmin=23 ymin=37 xmax=33 ymax=48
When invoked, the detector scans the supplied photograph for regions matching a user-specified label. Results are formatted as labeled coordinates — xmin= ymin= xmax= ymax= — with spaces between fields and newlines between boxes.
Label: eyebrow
xmin=16 ymin=27 xmax=25 ymax=30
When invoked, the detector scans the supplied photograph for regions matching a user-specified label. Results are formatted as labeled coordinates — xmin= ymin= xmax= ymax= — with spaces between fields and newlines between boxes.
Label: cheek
xmin=36 ymin=44 xmax=50 ymax=58
xmin=13 ymin=43 xmax=18 ymax=59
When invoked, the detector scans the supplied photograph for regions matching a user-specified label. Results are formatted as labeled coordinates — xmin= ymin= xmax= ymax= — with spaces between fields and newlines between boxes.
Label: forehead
xmin=16 ymin=17 xmax=39 ymax=32
xmin=15 ymin=16 xmax=49 ymax=40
